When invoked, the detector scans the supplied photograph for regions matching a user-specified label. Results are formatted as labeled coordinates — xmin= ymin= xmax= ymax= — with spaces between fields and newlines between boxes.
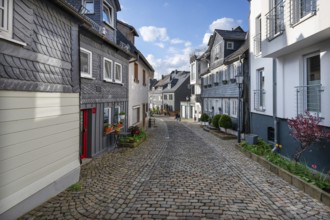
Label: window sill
xmin=267 ymin=31 xmax=284 ymax=41
xmin=0 ymin=36 xmax=27 ymax=46
xmin=103 ymin=79 xmax=113 ymax=83
xmin=254 ymin=108 xmax=266 ymax=112
xmin=291 ymin=11 xmax=316 ymax=28
xmin=103 ymin=21 xmax=115 ymax=29
xmin=81 ymin=75 xmax=95 ymax=80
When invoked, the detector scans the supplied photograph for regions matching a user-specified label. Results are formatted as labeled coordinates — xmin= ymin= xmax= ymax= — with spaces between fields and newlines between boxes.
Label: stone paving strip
xmin=22 ymin=118 xmax=330 ymax=219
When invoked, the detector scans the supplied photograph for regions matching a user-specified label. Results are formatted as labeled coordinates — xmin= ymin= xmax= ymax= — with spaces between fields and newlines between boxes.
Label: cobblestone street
xmin=23 ymin=117 xmax=330 ymax=219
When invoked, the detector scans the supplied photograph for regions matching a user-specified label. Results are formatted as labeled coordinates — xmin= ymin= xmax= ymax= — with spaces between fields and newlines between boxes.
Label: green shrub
xmin=212 ymin=114 xmax=222 ymax=129
xmin=219 ymin=114 xmax=232 ymax=131
xmin=200 ymin=113 xmax=209 ymax=122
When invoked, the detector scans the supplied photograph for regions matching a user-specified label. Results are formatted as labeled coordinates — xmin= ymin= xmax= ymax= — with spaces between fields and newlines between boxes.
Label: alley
xmin=23 ymin=118 xmax=330 ymax=219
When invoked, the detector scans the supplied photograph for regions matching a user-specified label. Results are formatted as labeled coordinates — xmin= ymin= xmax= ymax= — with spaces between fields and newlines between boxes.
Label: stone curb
xmin=234 ymin=144 xmax=330 ymax=207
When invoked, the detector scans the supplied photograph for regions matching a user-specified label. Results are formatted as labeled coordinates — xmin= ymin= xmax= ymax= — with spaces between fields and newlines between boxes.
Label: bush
xmin=212 ymin=114 xmax=222 ymax=129
xmin=219 ymin=114 xmax=232 ymax=131
xmin=200 ymin=113 xmax=209 ymax=122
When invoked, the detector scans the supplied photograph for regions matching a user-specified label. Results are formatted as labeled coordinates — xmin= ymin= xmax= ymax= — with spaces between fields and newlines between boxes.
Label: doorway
xmin=80 ymin=109 xmax=90 ymax=159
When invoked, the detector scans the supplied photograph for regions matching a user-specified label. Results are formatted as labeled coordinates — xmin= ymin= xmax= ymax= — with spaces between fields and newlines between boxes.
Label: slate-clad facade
xmin=201 ymin=27 xmax=249 ymax=131
xmin=0 ymin=0 xmax=84 ymax=218
xmin=68 ymin=0 xmax=132 ymax=157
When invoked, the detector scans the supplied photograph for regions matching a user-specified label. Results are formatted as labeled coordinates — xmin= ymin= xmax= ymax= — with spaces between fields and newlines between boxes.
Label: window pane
xmin=104 ymin=60 xmax=111 ymax=79
xmin=103 ymin=6 xmax=110 ymax=23
xmin=84 ymin=0 xmax=94 ymax=13
xmin=81 ymin=52 xmax=89 ymax=74
xmin=115 ymin=64 xmax=121 ymax=80
xmin=104 ymin=108 xmax=110 ymax=126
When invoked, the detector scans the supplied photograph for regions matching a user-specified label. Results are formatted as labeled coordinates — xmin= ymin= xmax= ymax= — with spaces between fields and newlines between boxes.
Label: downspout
xmin=273 ymin=59 xmax=279 ymax=146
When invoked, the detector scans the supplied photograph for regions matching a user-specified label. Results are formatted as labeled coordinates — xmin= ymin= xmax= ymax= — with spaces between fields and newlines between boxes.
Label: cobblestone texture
xmin=22 ymin=117 xmax=330 ymax=219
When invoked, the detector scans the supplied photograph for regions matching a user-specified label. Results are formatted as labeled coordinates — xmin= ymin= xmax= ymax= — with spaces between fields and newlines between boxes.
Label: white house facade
xmin=249 ymin=0 xmax=330 ymax=171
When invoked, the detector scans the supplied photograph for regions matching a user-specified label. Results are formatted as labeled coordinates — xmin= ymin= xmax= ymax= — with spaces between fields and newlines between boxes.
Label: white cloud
xmin=202 ymin=33 xmax=212 ymax=45
xmin=170 ymin=38 xmax=184 ymax=44
xmin=155 ymin=43 xmax=165 ymax=48
xmin=139 ymin=26 xmax=169 ymax=42
xmin=201 ymin=17 xmax=243 ymax=45
xmin=209 ymin=17 xmax=243 ymax=32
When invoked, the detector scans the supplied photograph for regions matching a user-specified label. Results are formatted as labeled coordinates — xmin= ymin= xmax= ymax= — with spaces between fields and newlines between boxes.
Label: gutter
xmin=273 ymin=59 xmax=279 ymax=145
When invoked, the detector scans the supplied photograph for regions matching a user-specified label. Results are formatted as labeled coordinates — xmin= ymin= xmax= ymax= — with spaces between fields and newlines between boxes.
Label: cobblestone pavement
xmin=23 ymin=117 xmax=330 ymax=219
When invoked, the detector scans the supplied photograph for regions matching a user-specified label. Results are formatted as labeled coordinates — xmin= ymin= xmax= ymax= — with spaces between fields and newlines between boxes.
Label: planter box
xmin=118 ymin=137 xmax=146 ymax=148
xmin=234 ymin=143 xmax=330 ymax=208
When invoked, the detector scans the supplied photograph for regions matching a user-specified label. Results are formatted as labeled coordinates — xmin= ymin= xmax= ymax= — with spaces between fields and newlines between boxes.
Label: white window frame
xmin=164 ymin=94 xmax=167 ymax=100
xmin=227 ymin=41 xmax=234 ymax=50
xmin=169 ymin=94 xmax=173 ymax=100
xmin=103 ymin=2 xmax=114 ymax=27
xmin=255 ymin=68 xmax=265 ymax=111
xmin=114 ymin=62 xmax=122 ymax=83
xmin=132 ymin=106 xmax=141 ymax=124
xmin=104 ymin=107 xmax=112 ymax=126
xmin=223 ymin=99 xmax=230 ymax=115
xmin=80 ymin=48 xmax=93 ymax=78
xmin=82 ymin=0 xmax=94 ymax=14
xmin=103 ymin=57 xmax=113 ymax=82
xmin=231 ymin=99 xmax=238 ymax=117
xmin=0 ymin=0 xmax=13 ymax=39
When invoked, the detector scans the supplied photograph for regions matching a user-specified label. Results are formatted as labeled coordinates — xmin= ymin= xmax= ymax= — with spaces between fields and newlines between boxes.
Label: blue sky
xmin=118 ymin=0 xmax=249 ymax=79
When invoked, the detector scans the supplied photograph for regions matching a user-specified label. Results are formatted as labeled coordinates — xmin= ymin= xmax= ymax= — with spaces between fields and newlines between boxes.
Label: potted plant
xmin=104 ymin=124 xmax=113 ymax=133
xmin=119 ymin=111 xmax=126 ymax=119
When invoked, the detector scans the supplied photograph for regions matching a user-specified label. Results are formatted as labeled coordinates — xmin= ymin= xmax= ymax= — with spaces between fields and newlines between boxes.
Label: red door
xmin=81 ymin=110 xmax=88 ymax=159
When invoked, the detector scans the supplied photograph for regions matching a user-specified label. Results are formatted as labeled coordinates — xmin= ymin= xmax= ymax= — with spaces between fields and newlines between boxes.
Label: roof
xmin=117 ymin=20 xmax=139 ymax=37
xmin=162 ymin=71 xmax=190 ymax=93
xmin=224 ymin=35 xmax=249 ymax=64
xmin=214 ymin=27 xmax=246 ymax=41
xmin=117 ymin=29 xmax=154 ymax=72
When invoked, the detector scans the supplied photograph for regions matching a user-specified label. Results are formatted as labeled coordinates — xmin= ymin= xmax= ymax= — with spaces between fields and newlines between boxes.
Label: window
xmin=228 ymin=64 xmax=236 ymax=79
xmin=143 ymin=70 xmax=146 ymax=86
xmin=255 ymin=15 xmax=262 ymax=55
xmin=169 ymin=94 xmax=173 ymax=100
xmin=103 ymin=2 xmax=114 ymax=27
xmin=134 ymin=63 xmax=139 ymax=83
xmin=191 ymin=63 xmax=196 ymax=82
xmin=114 ymin=106 xmax=120 ymax=123
xmin=291 ymin=0 xmax=317 ymax=25
xmin=231 ymin=99 xmax=238 ymax=117
xmin=227 ymin=41 xmax=234 ymax=50
xmin=254 ymin=69 xmax=265 ymax=111
xmin=211 ymin=43 xmax=221 ymax=62
xmin=266 ymin=0 xmax=284 ymax=40
xmin=82 ymin=0 xmax=94 ymax=13
xmin=104 ymin=107 xmax=111 ymax=126
xmin=0 ymin=0 xmax=13 ymax=39
xmin=304 ymin=53 xmax=321 ymax=113
xmin=103 ymin=58 xmax=112 ymax=81
xmin=164 ymin=95 xmax=167 ymax=100
xmin=132 ymin=107 xmax=140 ymax=124
xmin=80 ymin=48 xmax=93 ymax=78
xmin=224 ymin=99 xmax=230 ymax=115
xmin=114 ymin=62 xmax=122 ymax=83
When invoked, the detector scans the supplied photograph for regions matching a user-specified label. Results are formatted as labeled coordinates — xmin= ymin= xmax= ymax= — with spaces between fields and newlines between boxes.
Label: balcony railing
xmin=296 ymin=84 xmax=323 ymax=116
xmin=266 ymin=0 xmax=285 ymax=40
xmin=290 ymin=0 xmax=317 ymax=26
xmin=253 ymin=33 xmax=262 ymax=55
xmin=254 ymin=89 xmax=266 ymax=111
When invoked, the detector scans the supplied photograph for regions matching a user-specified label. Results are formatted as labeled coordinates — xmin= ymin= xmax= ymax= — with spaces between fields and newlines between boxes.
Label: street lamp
xmin=235 ymin=74 xmax=244 ymax=143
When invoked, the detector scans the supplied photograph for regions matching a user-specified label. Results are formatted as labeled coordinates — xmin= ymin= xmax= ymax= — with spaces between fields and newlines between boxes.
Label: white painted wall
xmin=263 ymin=0 xmax=330 ymax=57
xmin=128 ymin=61 xmax=153 ymax=128
xmin=278 ymin=39 xmax=330 ymax=126
xmin=250 ymin=0 xmax=274 ymax=117
xmin=0 ymin=91 xmax=80 ymax=215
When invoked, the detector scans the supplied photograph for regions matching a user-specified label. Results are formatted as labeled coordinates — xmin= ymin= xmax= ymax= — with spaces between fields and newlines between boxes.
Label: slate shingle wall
xmin=0 ymin=0 xmax=79 ymax=93
xmin=80 ymin=29 xmax=129 ymax=104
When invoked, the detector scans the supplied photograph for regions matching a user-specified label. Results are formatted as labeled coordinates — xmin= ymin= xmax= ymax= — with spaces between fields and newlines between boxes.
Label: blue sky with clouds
xmin=118 ymin=0 xmax=249 ymax=79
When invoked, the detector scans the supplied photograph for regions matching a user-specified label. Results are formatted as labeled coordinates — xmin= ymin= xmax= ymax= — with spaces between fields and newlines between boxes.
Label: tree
xmin=288 ymin=111 xmax=330 ymax=162
xmin=212 ymin=114 xmax=222 ymax=129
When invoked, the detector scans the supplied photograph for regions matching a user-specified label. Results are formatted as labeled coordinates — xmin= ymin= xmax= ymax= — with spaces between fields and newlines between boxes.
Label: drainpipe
xmin=273 ymin=59 xmax=278 ymax=145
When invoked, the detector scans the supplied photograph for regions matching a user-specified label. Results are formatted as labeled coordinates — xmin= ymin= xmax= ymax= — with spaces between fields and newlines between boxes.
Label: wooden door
xmin=81 ymin=110 xmax=88 ymax=159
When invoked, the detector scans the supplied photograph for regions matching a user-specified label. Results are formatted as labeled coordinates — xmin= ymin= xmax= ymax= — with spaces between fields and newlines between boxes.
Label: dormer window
xmin=103 ymin=2 xmax=114 ymax=27
xmin=82 ymin=0 xmax=94 ymax=14
xmin=227 ymin=41 xmax=234 ymax=50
